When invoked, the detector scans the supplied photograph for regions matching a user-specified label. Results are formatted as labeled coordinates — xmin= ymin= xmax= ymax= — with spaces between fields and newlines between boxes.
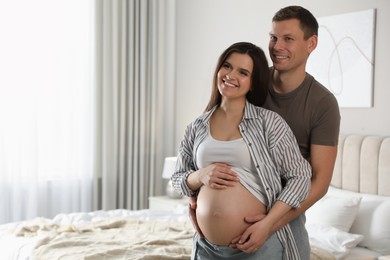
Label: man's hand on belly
xmin=229 ymin=214 xmax=270 ymax=253
xmin=189 ymin=195 xmax=204 ymax=238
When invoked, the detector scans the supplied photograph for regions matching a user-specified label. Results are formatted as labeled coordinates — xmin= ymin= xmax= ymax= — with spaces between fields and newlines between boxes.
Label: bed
xmin=0 ymin=134 xmax=389 ymax=260
xmin=306 ymin=134 xmax=390 ymax=260
xmin=0 ymin=207 xmax=193 ymax=260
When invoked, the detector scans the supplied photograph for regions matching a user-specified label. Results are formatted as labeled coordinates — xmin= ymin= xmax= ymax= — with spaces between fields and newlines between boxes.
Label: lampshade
xmin=162 ymin=157 xmax=177 ymax=179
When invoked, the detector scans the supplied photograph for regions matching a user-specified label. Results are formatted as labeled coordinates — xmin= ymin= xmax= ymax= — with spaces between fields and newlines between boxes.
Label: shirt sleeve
xmin=271 ymin=118 xmax=312 ymax=208
xmin=171 ymin=122 xmax=197 ymax=197
xmin=311 ymin=93 xmax=341 ymax=146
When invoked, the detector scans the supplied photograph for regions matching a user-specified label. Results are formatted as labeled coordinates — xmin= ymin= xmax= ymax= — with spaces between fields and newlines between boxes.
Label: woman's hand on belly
xmin=186 ymin=163 xmax=239 ymax=192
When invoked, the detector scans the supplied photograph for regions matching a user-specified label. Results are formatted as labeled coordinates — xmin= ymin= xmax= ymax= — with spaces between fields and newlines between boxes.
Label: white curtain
xmin=0 ymin=0 xmax=95 ymax=224
xmin=93 ymin=0 xmax=176 ymax=210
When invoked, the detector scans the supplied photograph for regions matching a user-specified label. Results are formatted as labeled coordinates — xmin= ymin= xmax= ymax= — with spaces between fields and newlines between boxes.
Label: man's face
xmin=268 ymin=18 xmax=315 ymax=73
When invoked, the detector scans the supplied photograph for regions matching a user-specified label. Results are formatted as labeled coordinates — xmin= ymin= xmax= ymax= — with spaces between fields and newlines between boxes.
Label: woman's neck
xmin=218 ymin=98 xmax=245 ymax=119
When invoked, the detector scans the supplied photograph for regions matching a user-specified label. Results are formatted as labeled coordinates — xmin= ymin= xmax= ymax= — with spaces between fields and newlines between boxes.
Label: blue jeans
xmin=191 ymin=232 xmax=283 ymax=260
xmin=289 ymin=214 xmax=310 ymax=260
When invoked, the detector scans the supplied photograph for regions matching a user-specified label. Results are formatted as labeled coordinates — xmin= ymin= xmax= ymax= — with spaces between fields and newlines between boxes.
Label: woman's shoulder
xmin=185 ymin=109 xmax=213 ymax=134
xmin=255 ymin=104 xmax=294 ymax=133
xmin=193 ymin=109 xmax=213 ymax=124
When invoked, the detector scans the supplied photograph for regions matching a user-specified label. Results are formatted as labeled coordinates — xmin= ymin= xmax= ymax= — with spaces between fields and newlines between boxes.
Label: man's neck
xmin=272 ymin=68 xmax=307 ymax=94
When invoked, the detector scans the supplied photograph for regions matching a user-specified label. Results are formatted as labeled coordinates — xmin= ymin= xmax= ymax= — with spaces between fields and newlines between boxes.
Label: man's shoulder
xmin=304 ymin=73 xmax=339 ymax=106
xmin=305 ymin=74 xmax=335 ymax=96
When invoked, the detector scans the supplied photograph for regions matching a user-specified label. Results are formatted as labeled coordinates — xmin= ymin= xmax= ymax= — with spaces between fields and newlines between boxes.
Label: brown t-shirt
xmin=263 ymin=71 xmax=341 ymax=159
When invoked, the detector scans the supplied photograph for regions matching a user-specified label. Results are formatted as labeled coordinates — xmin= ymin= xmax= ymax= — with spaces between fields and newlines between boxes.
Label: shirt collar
xmin=201 ymin=101 xmax=260 ymax=125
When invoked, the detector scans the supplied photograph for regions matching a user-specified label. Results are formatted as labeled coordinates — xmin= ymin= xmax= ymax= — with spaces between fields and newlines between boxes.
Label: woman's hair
xmin=272 ymin=6 xmax=318 ymax=39
xmin=204 ymin=42 xmax=270 ymax=112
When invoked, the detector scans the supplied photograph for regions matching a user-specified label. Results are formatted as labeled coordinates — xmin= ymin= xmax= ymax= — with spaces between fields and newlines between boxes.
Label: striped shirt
xmin=171 ymin=101 xmax=311 ymax=260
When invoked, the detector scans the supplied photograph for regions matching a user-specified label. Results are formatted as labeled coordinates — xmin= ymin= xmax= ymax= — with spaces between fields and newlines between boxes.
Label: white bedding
xmin=345 ymin=247 xmax=382 ymax=260
xmin=305 ymin=185 xmax=390 ymax=260
xmin=0 ymin=208 xmax=193 ymax=260
xmin=0 ymin=207 xmax=337 ymax=260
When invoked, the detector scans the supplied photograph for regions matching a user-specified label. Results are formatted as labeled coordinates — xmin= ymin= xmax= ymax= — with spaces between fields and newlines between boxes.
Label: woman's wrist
xmin=186 ymin=170 xmax=203 ymax=191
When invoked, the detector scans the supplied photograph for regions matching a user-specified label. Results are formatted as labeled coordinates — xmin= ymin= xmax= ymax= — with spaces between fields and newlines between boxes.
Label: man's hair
xmin=273 ymin=6 xmax=318 ymax=39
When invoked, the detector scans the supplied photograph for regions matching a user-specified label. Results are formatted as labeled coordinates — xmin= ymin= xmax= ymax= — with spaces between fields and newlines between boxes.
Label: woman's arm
xmin=271 ymin=144 xmax=337 ymax=232
xmin=273 ymin=128 xmax=312 ymax=208
xmin=171 ymin=123 xmax=198 ymax=197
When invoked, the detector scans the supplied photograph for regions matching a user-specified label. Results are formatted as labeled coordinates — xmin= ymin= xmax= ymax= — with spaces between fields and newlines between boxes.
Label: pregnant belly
xmin=196 ymin=183 xmax=267 ymax=246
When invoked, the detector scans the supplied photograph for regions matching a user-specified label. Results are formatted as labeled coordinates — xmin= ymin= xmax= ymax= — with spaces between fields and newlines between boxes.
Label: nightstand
xmin=148 ymin=196 xmax=189 ymax=211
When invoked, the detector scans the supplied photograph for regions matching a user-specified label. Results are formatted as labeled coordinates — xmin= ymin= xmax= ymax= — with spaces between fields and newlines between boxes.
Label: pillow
xmin=307 ymin=223 xmax=364 ymax=260
xmin=350 ymin=195 xmax=390 ymax=255
xmin=327 ymin=186 xmax=390 ymax=255
xmin=306 ymin=192 xmax=361 ymax=232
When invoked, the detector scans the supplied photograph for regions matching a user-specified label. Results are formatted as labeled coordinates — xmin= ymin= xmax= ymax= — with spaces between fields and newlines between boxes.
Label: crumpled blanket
xmin=310 ymin=246 xmax=336 ymax=260
xmin=14 ymin=217 xmax=193 ymax=260
xmin=12 ymin=217 xmax=335 ymax=260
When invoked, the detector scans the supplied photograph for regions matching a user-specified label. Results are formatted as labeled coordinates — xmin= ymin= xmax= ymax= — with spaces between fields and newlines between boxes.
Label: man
xmin=231 ymin=6 xmax=341 ymax=259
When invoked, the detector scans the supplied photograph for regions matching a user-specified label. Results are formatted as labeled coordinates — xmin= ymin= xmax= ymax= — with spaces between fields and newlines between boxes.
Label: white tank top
xmin=196 ymin=129 xmax=268 ymax=205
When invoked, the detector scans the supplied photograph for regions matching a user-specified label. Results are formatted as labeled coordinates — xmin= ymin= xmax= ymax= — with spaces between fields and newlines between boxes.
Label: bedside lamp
xmin=162 ymin=157 xmax=182 ymax=199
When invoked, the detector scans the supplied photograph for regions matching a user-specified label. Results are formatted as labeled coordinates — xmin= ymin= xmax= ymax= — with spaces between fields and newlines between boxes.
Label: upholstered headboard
xmin=331 ymin=134 xmax=390 ymax=196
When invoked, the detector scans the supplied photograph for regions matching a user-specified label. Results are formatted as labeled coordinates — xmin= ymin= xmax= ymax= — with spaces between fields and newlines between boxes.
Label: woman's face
xmin=217 ymin=52 xmax=253 ymax=100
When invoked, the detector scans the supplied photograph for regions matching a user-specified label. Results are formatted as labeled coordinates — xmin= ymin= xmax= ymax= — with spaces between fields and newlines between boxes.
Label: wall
xmin=173 ymin=0 xmax=390 ymax=149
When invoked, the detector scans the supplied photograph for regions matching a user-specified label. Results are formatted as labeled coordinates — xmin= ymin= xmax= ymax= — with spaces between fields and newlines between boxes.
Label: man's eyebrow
xmin=269 ymin=32 xmax=295 ymax=38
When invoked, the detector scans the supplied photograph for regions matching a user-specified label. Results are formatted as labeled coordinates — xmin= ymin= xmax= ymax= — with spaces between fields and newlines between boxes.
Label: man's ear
xmin=308 ymin=35 xmax=318 ymax=54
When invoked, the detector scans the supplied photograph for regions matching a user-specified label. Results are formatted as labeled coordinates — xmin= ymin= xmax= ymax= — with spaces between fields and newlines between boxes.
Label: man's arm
xmin=230 ymin=144 xmax=337 ymax=248
xmin=270 ymin=144 xmax=337 ymax=232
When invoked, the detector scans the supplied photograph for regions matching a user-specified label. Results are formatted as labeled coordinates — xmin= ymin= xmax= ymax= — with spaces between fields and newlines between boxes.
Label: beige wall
xmin=173 ymin=0 xmax=390 ymax=148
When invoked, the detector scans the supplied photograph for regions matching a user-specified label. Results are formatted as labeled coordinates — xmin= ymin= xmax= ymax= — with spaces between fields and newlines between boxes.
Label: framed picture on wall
xmin=307 ymin=9 xmax=376 ymax=108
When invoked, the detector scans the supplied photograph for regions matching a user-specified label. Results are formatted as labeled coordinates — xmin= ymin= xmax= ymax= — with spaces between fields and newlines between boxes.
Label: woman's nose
xmin=225 ymin=71 xmax=235 ymax=80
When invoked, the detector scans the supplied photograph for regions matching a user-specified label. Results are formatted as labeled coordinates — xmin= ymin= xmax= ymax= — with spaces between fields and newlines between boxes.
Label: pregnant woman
xmin=171 ymin=42 xmax=311 ymax=260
